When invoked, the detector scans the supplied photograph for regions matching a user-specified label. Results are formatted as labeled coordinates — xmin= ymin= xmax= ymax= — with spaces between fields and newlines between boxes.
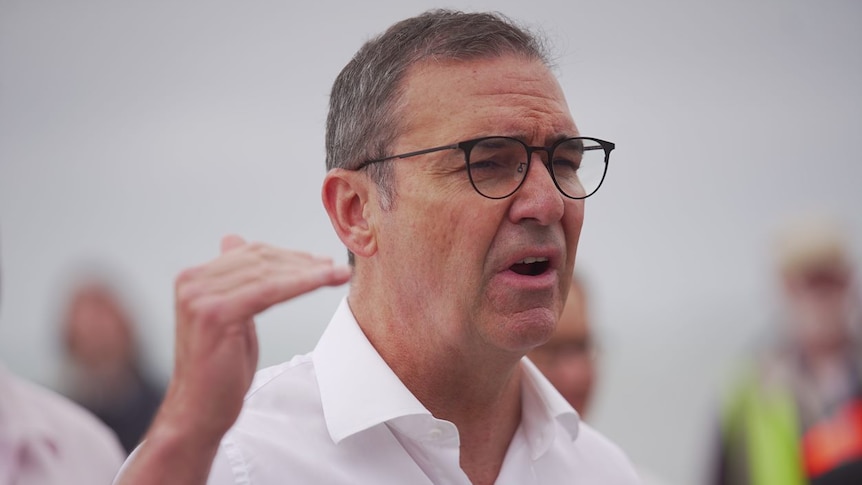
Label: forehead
xmin=397 ymin=55 xmax=577 ymax=143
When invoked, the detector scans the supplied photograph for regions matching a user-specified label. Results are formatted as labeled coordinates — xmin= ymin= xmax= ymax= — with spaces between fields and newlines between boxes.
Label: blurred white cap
xmin=773 ymin=215 xmax=852 ymax=275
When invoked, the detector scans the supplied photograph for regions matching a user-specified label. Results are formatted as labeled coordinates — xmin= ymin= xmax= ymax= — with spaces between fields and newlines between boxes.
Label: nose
xmin=507 ymin=153 xmax=565 ymax=225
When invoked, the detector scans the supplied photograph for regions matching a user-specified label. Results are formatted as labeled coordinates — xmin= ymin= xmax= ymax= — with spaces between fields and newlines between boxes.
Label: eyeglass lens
xmin=465 ymin=137 xmax=606 ymax=199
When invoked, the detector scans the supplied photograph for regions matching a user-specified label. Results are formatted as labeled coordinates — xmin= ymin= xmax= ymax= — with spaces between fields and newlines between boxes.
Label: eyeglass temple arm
xmin=588 ymin=139 xmax=616 ymax=152
xmin=366 ymin=144 xmax=459 ymax=164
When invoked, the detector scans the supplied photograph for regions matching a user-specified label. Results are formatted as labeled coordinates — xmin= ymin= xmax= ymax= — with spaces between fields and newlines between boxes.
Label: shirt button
xmin=428 ymin=427 xmax=444 ymax=440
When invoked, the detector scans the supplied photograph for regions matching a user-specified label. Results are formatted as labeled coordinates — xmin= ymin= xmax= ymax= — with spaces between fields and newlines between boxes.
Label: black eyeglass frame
xmin=354 ymin=136 xmax=615 ymax=200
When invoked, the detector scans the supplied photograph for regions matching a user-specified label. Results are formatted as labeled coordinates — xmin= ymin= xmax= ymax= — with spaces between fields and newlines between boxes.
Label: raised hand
xmin=116 ymin=236 xmax=351 ymax=485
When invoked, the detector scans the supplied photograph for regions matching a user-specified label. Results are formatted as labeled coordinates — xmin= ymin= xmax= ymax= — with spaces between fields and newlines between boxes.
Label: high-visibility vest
xmin=721 ymin=369 xmax=806 ymax=485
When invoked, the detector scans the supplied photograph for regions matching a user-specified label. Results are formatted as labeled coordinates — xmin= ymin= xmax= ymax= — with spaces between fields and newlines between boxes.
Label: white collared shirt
xmin=205 ymin=298 xmax=640 ymax=484
xmin=0 ymin=365 xmax=125 ymax=485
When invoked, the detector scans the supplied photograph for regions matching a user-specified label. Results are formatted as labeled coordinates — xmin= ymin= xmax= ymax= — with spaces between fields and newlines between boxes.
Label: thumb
xmin=220 ymin=234 xmax=247 ymax=254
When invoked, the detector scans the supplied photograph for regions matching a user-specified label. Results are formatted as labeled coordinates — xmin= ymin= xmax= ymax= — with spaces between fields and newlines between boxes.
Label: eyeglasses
xmin=355 ymin=136 xmax=615 ymax=199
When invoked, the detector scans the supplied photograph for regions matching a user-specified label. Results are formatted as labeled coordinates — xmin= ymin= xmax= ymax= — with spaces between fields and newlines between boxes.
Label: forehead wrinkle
xmin=471 ymin=91 xmax=577 ymax=142
xmin=474 ymin=71 xmax=561 ymax=96
xmin=397 ymin=56 xmax=576 ymax=146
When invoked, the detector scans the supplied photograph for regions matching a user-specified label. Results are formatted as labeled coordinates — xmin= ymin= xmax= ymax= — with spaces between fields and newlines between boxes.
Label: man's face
xmin=372 ymin=55 xmax=584 ymax=357
xmin=65 ymin=286 xmax=132 ymax=370
xmin=784 ymin=266 xmax=856 ymax=349
xmin=528 ymin=284 xmax=596 ymax=415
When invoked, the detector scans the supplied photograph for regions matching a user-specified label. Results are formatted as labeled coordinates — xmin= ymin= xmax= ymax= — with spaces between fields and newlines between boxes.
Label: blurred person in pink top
xmin=0 ymin=247 xmax=124 ymax=484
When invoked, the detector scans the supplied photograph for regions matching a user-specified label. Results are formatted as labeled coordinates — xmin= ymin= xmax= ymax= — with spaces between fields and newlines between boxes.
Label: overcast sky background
xmin=2 ymin=1 xmax=861 ymax=483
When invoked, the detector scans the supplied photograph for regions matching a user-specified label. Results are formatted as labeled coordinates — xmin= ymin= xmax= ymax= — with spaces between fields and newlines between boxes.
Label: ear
xmin=322 ymin=169 xmax=378 ymax=259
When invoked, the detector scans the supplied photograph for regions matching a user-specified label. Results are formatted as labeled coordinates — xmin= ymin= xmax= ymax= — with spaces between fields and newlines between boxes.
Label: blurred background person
xmin=0 ymin=357 xmax=125 ymax=484
xmin=58 ymin=271 xmax=165 ymax=454
xmin=713 ymin=216 xmax=862 ymax=485
xmin=1 ymin=243 xmax=124 ymax=484
xmin=529 ymin=273 xmax=672 ymax=485
xmin=528 ymin=273 xmax=597 ymax=416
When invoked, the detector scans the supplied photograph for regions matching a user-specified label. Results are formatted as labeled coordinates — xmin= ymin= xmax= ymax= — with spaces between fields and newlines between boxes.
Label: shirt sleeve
xmin=113 ymin=440 xmax=241 ymax=485
xmin=207 ymin=434 xmax=248 ymax=485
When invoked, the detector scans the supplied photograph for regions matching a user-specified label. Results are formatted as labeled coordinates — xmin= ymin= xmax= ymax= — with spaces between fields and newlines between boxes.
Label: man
xmin=714 ymin=216 xmax=862 ymax=485
xmin=0 ymin=247 xmax=125 ymax=484
xmin=528 ymin=274 xmax=597 ymax=416
xmin=118 ymin=10 xmax=639 ymax=484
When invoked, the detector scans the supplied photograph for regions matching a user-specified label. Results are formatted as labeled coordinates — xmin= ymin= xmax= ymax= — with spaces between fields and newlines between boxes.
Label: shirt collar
xmin=312 ymin=298 xmax=580 ymax=454
xmin=313 ymin=298 xmax=430 ymax=444
xmin=519 ymin=357 xmax=581 ymax=458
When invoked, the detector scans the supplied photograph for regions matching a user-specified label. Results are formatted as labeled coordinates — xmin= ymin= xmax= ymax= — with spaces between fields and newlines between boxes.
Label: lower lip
xmin=494 ymin=268 xmax=558 ymax=291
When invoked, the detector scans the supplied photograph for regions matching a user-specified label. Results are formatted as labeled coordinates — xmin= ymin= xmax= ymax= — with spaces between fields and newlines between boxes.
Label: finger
xmin=228 ymin=263 xmax=351 ymax=316
xmin=186 ymin=261 xmax=338 ymax=301
xmin=329 ymin=265 xmax=352 ymax=284
xmin=220 ymin=234 xmax=247 ymax=254
xmin=189 ymin=264 xmax=351 ymax=328
xmin=187 ymin=247 xmax=343 ymax=296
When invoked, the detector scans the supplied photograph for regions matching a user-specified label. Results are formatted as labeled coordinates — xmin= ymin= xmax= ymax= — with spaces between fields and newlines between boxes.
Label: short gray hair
xmin=325 ymin=9 xmax=551 ymax=203
xmin=325 ymin=10 xmax=551 ymax=264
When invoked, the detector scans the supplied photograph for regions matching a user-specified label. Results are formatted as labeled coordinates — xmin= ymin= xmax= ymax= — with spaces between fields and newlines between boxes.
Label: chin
xmin=496 ymin=307 xmax=558 ymax=352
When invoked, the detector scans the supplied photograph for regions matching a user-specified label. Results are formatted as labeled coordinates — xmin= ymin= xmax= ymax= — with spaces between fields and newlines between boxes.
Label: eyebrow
xmin=488 ymin=132 xmax=579 ymax=146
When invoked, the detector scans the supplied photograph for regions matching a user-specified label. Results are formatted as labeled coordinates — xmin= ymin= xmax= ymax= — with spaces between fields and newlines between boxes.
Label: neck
xmin=348 ymin=279 xmax=524 ymax=485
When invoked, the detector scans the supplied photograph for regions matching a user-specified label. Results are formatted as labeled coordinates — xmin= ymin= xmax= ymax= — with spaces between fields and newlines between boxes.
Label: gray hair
xmin=325 ymin=9 xmax=551 ymax=264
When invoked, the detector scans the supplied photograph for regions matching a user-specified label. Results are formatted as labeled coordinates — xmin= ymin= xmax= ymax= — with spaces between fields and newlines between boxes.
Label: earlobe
xmin=321 ymin=169 xmax=378 ymax=259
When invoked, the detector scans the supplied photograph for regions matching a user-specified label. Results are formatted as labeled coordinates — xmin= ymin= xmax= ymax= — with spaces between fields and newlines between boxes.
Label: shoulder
xmin=243 ymin=353 xmax=318 ymax=409
xmin=572 ymin=422 xmax=642 ymax=483
xmin=3 ymin=371 xmax=125 ymax=478
xmin=13 ymin=372 xmax=121 ymax=445
xmin=208 ymin=354 xmax=325 ymax=484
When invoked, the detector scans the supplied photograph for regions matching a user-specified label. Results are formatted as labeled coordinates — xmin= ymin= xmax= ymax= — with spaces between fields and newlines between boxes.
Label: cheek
xmin=400 ymin=196 xmax=499 ymax=269
xmin=564 ymin=201 xmax=585 ymax=263
xmin=566 ymin=200 xmax=585 ymax=235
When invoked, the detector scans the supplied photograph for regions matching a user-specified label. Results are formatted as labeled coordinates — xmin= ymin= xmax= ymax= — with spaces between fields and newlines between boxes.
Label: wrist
xmin=152 ymin=384 xmax=233 ymax=450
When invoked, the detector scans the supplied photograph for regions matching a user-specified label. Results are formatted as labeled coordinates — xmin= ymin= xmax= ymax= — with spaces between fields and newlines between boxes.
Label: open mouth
xmin=509 ymin=256 xmax=551 ymax=276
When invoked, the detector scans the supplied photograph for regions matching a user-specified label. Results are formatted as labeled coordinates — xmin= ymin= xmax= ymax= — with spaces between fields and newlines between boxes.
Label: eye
xmin=469 ymin=158 xmax=507 ymax=171
xmin=552 ymin=156 xmax=581 ymax=174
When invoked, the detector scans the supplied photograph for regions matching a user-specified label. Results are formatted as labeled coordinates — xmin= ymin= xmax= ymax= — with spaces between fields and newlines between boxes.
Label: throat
xmin=455 ymin=373 xmax=524 ymax=485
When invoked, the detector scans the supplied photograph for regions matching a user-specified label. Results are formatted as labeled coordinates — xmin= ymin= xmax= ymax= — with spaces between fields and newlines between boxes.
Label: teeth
xmin=517 ymin=256 xmax=548 ymax=264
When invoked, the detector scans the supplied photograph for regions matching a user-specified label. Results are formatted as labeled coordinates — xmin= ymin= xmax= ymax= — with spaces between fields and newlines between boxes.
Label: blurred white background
xmin=1 ymin=1 xmax=860 ymax=483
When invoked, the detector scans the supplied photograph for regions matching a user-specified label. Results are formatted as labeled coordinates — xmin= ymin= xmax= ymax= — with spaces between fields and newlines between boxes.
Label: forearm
xmin=114 ymin=407 xmax=222 ymax=485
